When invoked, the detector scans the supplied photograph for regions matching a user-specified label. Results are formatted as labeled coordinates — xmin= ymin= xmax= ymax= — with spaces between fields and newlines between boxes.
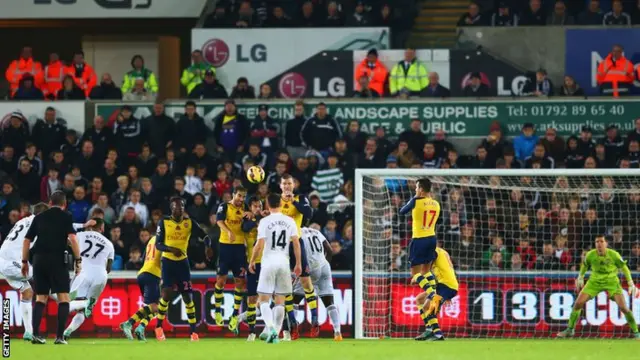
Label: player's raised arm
xmin=292 ymin=195 xmax=313 ymax=219
xmin=398 ymin=196 xmax=417 ymax=215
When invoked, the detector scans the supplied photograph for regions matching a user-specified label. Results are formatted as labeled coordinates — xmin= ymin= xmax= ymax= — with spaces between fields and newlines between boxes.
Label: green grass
xmin=8 ymin=338 xmax=640 ymax=360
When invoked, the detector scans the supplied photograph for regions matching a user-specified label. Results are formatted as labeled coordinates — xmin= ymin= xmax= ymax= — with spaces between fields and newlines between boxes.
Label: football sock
xmin=183 ymin=296 xmax=197 ymax=333
xmin=304 ymin=286 xmax=318 ymax=322
xmin=568 ymin=309 xmax=582 ymax=330
xmin=140 ymin=316 xmax=151 ymax=328
xmin=32 ymin=301 xmax=45 ymax=336
xmin=426 ymin=314 xmax=442 ymax=336
xmin=66 ymin=313 xmax=86 ymax=334
xmin=247 ymin=303 xmax=257 ymax=333
xmin=231 ymin=287 xmax=243 ymax=317
xmin=413 ymin=273 xmax=436 ymax=296
xmin=20 ymin=299 xmax=32 ymax=334
xmin=327 ymin=304 xmax=341 ymax=333
xmin=128 ymin=305 xmax=153 ymax=326
xmin=285 ymin=295 xmax=296 ymax=324
xmin=57 ymin=302 xmax=70 ymax=338
xmin=156 ymin=298 xmax=169 ymax=328
xmin=625 ymin=312 xmax=639 ymax=333
xmin=214 ymin=284 xmax=224 ymax=313
xmin=273 ymin=305 xmax=285 ymax=334
xmin=419 ymin=307 xmax=429 ymax=328
xmin=69 ymin=300 xmax=87 ymax=312
xmin=260 ymin=303 xmax=274 ymax=331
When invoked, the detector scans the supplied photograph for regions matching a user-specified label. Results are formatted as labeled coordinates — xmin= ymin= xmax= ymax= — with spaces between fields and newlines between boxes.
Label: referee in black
xmin=21 ymin=191 xmax=81 ymax=345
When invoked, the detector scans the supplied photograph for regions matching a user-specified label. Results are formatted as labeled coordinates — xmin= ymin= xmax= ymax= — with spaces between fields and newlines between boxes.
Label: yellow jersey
xmin=243 ymin=217 xmax=261 ymax=264
xmin=138 ymin=236 xmax=162 ymax=278
xmin=433 ymin=248 xmax=458 ymax=290
xmin=411 ymin=197 xmax=440 ymax=238
xmin=156 ymin=216 xmax=207 ymax=261
xmin=216 ymin=201 xmax=246 ymax=245
xmin=281 ymin=195 xmax=311 ymax=236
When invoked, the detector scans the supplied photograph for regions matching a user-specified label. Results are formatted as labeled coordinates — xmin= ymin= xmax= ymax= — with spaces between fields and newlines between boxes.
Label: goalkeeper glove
xmin=575 ymin=276 xmax=584 ymax=291
xmin=630 ymin=283 xmax=638 ymax=298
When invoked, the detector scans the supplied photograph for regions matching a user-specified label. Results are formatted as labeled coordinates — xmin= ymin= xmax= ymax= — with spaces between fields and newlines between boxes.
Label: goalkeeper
xmin=557 ymin=235 xmax=640 ymax=339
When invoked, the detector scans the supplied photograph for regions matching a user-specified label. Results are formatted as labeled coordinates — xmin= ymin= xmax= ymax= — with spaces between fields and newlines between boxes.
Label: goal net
xmin=354 ymin=169 xmax=640 ymax=339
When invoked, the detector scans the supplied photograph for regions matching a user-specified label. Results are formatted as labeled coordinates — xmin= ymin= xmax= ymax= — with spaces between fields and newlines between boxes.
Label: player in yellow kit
xmin=412 ymin=247 xmax=458 ymax=341
xmin=154 ymin=197 xmax=211 ymax=342
xmin=214 ymin=187 xmax=248 ymax=330
xmin=280 ymin=174 xmax=318 ymax=339
xmin=119 ymin=235 xmax=162 ymax=341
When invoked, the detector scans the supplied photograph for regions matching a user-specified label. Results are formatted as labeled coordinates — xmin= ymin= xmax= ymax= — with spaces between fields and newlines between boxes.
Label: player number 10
xmin=422 ymin=210 xmax=436 ymax=228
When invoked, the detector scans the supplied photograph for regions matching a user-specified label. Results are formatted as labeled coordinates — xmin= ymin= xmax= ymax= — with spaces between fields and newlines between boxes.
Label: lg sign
xmin=279 ymin=73 xmax=307 ymax=98
xmin=201 ymin=39 xmax=266 ymax=68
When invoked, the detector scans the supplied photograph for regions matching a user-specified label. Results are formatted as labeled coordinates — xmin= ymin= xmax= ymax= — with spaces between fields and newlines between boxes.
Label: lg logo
xmin=201 ymin=38 xmax=267 ymax=67
xmin=34 ymin=0 xmax=152 ymax=9
xmin=279 ymin=73 xmax=307 ymax=99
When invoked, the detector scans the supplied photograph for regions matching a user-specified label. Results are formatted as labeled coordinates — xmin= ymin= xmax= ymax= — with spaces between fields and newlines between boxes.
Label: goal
xmin=354 ymin=168 xmax=640 ymax=339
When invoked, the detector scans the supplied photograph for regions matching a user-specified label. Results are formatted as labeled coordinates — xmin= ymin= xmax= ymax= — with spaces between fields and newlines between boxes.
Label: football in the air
xmin=246 ymin=165 xmax=265 ymax=184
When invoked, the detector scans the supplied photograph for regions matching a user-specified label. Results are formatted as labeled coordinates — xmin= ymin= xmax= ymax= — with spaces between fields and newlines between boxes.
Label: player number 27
xmin=422 ymin=210 xmax=437 ymax=228
xmin=80 ymin=240 xmax=105 ymax=259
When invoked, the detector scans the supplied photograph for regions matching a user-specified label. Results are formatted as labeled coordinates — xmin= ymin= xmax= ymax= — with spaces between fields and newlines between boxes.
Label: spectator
xmin=14 ymin=158 xmax=40 ymax=203
xmin=18 ymin=142 xmax=42 ymax=176
xmin=57 ymin=75 xmax=86 ymax=100
xmin=357 ymin=137 xmax=384 ymax=169
xmin=265 ymin=6 xmax=293 ymax=27
xmin=389 ymin=140 xmax=417 ymax=168
xmin=184 ymin=164 xmax=203 ymax=196
xmin=65 ymin=51 xmax=97 ymax=97
xmin=389 ymin=242 xmax=408 ymax=272
xmin=422 ymin=142 xmax=442 ymax=169
xmin=40 ymin=166 xmax=61 ymax=202
xmin=449 ymin=224 xmax=480 ymax=270
xmin=189 ymin=69 xmax=228 ymax=99
xmin=284 ymin=100 xmax=308 ymax=161
xmin=483 ymin=236 xmax=510 ymax=269
xmin=239 ymin=143 xmax=268 ymax=171
xmin=12 ymin=74 xmax=44 ymax=100
xmin=111 ymin=175 xmax=129 ymax=214
xmin=118 ymin=206 xmax=143 ymax=249
xmin=235 ymin=0 xmax=259 ymax=28
xmin=491 ymin=2 xmax=519 ymax=26
xmin=187 ymin=193 xmax=210 ymax=226
xmin=113 ymin=105 xmax=144 ymax=161
xmin=457 ymin=2 xmax=485 ymax=26
xmin=462 ymin=72 xmax=490 ymax=97
xmin=374 ymin=126 xmax=393 ymax=159
xmin=122 ymin=54 xmax=158 ymax=96
xmin=203 ymin=3 xmax=233 ymax=28
xmin=432 ymin=130 xmax=454 ymax=159
xmin=558 ymin=75 xmax=584 ymax=96
xmin=249 ymin=104 xmax=278 ymax=157
xmin=470 ymin=145 xmax=491 ymax=168
xmin=30 ymin=108 xmax=64 ymax=161
xmin=76 ymin=140 xmax=100 ymax=180
xmin=525 ymin=143 xmax=555 ymax=169
xmin=535 ymin=243 xmax=562 ymax=270
xmin=353 ymin=75 xmax=380 ymax=98
xmin=230 ymin=77 xmax=256 ymax=99
xmin=597 ymin=44 xmax=634 ymax=96
xmin=181 ymin=50 xmax=214 ymax=95
xmin=375 ymin=3 xmax=393 ymax=27
xmin=354 ymin=48 xmax=387 ymax=97
xmin=398 ymin=119 xmax=426 ymax=157
xmin=603 ymin=0 xmax=631 ymax=25
xmin=213 ymin=99 xmax=249 ymax=160
xmin=346 ymin=1 xmax=371 ymax=26
xmin=123 ymin=78 xmax=156 ymax=101
xmin=213 ymin=168 xmax=232 ymax=198
xmin=513 ymin=123 xmax=538 ymax=161
xmin=487 ymin=251 xmax=503 ymax=270
xmin=5 ymin=46 xmax=43 ymax=97
xmin=0 ymin=145 xmax=17 ymax=176
xmin=127 ymin=164 xmax=142 ymax=190
xmin=577 ymin=126 xmax=595 ymax=158
xmin=523 ymin=69 xmax=554 ymax=97
xmin=109 ymin=225 xmax=127 ymax=259
xmin=520 ymin=0 xmax=546 ymax=25
xmin=481 ymin=123 xmax=509 ymax=166
xmin=86 ymin=176 xmax=104 ymax=204
xmin=625 ymin=118 xmax=640 ymax=148
xmin=343 ymin=120 xmax=367 ymax=154
xmin=81 ymin=116 xmax=113 ymax=159
xmin=89 ymin=73 xmax=123 ymax=100
xmin=291 ymin=157 xmax=313 ymax=193
xmin=422 ymin=72 xmax=451 ymax=98
xmin=599 ymin=125 xmax=623 ymax=166
xmin=69 ymin=186 xmax=90 ymax=223
xmin=257 ymin=83 xmax=274 ymax=100
xmin=151 ymin=160 xmax=172 ymax=200
xmin=329 ymin=240 xmax=349 ymax=270
xmin=174 ymin=101 xmax=209 ymax=155
xmin=188 ymin=143 xmax=216 ymax=177
xmin=312 ymin=153 xmax=344 ymax=203
xmin=172 ymin=177 xmax=193 ymax=206
xmin=140 ymin=177 xmax=160 ymax=212
xmin=135 ymin=144 xmax=157 ymax=178
xmin=629 ymin=242 xmax=640 ymax=271
xmin=540 ymin=127 xmax=565 ymax=164
xmin=142 ymin=103 xmax=174 ymax=158
xmin=515 ymin=237 xmax=537 ymax=269
xmin=301 ymin=103 xmax=342 ymax=153
xmin=389 ymin=48 xmax=428 ymax=97
xmin=125 ymin=246 xmax=143 ymax=270
xmin=120 ymin=188 xmax=149 ymax=226
xmin=633 ymin=0 xmax=640 ymax=24
xmin=547 ymin=0 xmax=574 ymax=25
xmin=324 ymin=1 xmax=343 ymax=26
xmin=2 ymin=113 xmax=30 ymax=157
xmin=578 ymin=0 xmax=604 ymax=24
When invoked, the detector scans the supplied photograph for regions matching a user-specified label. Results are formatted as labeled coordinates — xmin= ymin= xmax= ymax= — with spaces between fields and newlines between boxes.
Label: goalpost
xmin=354 ymin=168 xmax=640 ymax=339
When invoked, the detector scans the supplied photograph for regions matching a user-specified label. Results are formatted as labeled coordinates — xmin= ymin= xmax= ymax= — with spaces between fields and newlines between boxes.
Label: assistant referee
xmin=21 ymin=191 xmax=81 ymax=345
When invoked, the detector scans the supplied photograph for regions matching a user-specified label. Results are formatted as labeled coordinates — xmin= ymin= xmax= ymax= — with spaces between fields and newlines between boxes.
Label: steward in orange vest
xmin=42 ymin=53 xmax=66 ymax=100
xmin=64 ymin=51 xmax=97 ymax=97
xmin=5 ymin=47 xmax=43 ymax=96
xmin=597 ymin=45 xmax=635 ymax=96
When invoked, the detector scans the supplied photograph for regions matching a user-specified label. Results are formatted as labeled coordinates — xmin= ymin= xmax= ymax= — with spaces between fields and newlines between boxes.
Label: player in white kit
xmin=63 ymin=218 xmax=114 ymax=340
xmin=248 ymin=194 xmax=302 ymax=344
xmin=293 ymin=227 xmax=342 ymax=340
xmin=0 ymin=203 xmax=50 ymax=341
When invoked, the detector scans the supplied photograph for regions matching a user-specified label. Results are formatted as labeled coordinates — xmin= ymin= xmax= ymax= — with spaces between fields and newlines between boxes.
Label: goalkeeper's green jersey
xmin=581 ymin=249 xmax=631 ymax=285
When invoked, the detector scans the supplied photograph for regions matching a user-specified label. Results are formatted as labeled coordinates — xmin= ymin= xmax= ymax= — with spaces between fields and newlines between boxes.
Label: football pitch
xmin=7 ymin=338 xmax=639 ymax=360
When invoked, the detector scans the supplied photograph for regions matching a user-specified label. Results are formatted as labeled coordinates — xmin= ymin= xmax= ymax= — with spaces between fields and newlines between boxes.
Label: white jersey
xmin=301 ymin=227 xmax=329 ymax=270
xmin=258 ymin=213 xmax=298 ymax=266
xmin=76 ymin=231 xmax=115 ymax=271
xmin=0 ymin=215 xmax=35 ymax=261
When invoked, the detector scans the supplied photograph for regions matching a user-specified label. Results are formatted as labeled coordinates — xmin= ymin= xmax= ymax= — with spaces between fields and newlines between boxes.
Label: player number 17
xmin=422 ymin=210 xmax=436 ymax=229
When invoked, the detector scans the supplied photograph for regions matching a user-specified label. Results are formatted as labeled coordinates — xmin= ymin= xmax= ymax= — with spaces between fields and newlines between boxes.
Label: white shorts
xmin=70 ymin=269 xmax=108 ymax=300
xmin=257 ymin=263 xmax=292 ymax=296
xmin=0 ymin=259 xmax=32 ymax=292
xmin=293 ymin=262 xmax=334 ymax=297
